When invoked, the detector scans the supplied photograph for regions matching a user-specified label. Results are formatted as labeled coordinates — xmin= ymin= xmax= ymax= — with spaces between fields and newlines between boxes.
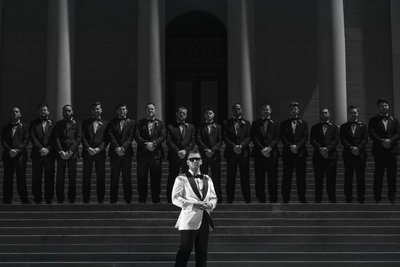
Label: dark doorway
xmin=166 ymin=10 xmax=227 ymax=126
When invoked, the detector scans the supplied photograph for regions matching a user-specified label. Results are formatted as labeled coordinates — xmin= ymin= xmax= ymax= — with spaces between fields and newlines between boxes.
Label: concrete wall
xmin=254 ymin=0 xmax=319 ymax=123
xmin=0 ymin=0 xmax=47 ymax=126
xmin=74 ymin=0 xmax=138 ymax=120
xmin=344 ymin=0 xmax=393 ymax=122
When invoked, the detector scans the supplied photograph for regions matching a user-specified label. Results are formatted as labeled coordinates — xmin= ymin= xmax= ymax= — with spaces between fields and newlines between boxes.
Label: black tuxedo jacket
xmin=135 ymin=118 xmax=166 ymax=159
xmin=279 ymin=118 xmax=308 ymax=158
xmin=166 ymin=122 xmax=195 ymax=160
xmin=340 ymin=121 xmax=368 ymax=158
xmin=222 ymin=117 xmax=251 ymax=158
xmin=81 ymin=118 xmax=109 ymax=157
xmin=1 ymin=122 xmax=29 ymax=161
xmin=29 ymin=118 xmax=56 ymax=159
xmin=54 ymin=119 xmax=82 ymax=159
xmin=196 ymin=122 xmax=222 ymax=160
xmin=108 ymin=118 xmax=136 ymax=157
xmin=310 ymin=122 xmax=339 ymax=159
xmin=368 ymin=115 xmax=400 ymax=154
xmin=251 ymin=118 xmax=280 ymax=158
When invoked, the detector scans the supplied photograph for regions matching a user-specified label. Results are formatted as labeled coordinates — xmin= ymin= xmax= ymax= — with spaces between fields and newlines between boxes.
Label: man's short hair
xmin=376 ymin=98 xmax=388 ymax=105
xmin=260 ymin=102 xmax=271 ymax=108
xmin=92 ymin=101 xmax=102 ymax=108
xmin=37 ymin=103 xmax=49 ymax=110
xmin=187 ymin=148 xmax=201 ymax=158
xmin=176 ymin=106 xmax=187 ymax=113
xmin=146 ymin=102 xmax=156 ymax=108
xmin=232 ymin=103 xmax=241 ymax=108
xmin=347 ymin=105 xmax=358 ymax=112
xmin=289 ymin=102 xmax=299 ymax=108
xmin=62 ymin=104 xmax=72 ymax=110
xmin=203 ymin=106 xmax=215 ymax=113
xmin=116 ymin=103 xmax=127 ymax=110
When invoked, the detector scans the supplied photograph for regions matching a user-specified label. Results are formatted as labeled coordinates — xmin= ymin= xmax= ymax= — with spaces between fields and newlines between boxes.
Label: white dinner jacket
xmin=172 ymin=171 xmax=217 ymax=230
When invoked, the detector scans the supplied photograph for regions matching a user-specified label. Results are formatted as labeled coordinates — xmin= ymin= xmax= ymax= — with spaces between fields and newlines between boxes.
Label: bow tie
xmin=350 ymin=121 xmax=361 ymax=125
xmin=262 ymin=118 xmax=272 ymax=123
xmin=290 ymin=118 xmax=300 ymax=122
xmin=40 ymin=117 xmax=49 ymax=122
xmin=380 ymin=114 xmax=390 ymax=119
xmin=321 ymin=121 xmax=330 ymax=126
xmin=177 ymin=121 xmax=187 ymax=126
xmin=64 ymin=119 xmax=74 ymax=123
xmin=118 ymin=118 xmax=127 ymax=122
xmin=146 ymin=119 xmax=155 ymax=123
xmin=233 ymin=117 xmax=242 ymax=122
xmin=194 ymin=174 xmax=203 ymax=180
xmin=93 ymin=118 xmax=101 ymax=122
xmin=206 ymin=120 xmax=214 ymax=125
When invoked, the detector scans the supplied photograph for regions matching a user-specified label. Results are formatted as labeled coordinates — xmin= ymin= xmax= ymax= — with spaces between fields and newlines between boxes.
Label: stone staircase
xmin=0 ymin=145 xmax=399 ymax=266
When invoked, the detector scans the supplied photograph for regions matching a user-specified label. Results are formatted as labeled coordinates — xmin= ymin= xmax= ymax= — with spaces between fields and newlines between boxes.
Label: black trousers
xmin=56 ymin=158 xmax=77 ymax=203
xmin=137 ymin=156 xmax=162 ymax=203
xmin=373 ymin=152 xmax=397 ymax=201
xmin=82 ymin=153 xmax=106 ymax=203
xmin=2 ymin=154 xmax=29 ymax=204
xmin=226 ymin=155 xmax=250 ymax=203
xmin=254 ymin=155 xmax=278 ymax=203
xmin=175 ymin=215 xmax=210 ymax=267
xmin=282 ymin=154 xmax=306 ymax=202
xmin=313 ymin=156 xmax=337 ymax=202
xmin=343 ymin=153 xmax=366 ymax=202
xmin=200 ymin=158 xmax=222 ymax=203
xmin=110 ymin=155 xmax=132 ymax=203
xmin=32 ymin=156 xmax=55 ymax=203
xmin=167 ymin=158 xmax=188 ymax=203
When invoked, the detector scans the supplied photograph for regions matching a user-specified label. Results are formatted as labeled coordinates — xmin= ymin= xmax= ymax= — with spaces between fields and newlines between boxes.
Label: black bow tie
xmin=290 ymin=118 xmax=300 ymax=122
xmin=321 ymin=121 xmax=330 ymax=126
xmin=262 ymin=118 xmax=272 ymax=123
xmin=177 ymin=121 xmax=187 ymax=126
xmin=146 ymin=119 xmax=155 ymax=123
xmin=194 ymin=175 xmax=203 ymax=179
xmin=118 ymin=118 xmax=127 ymax=122
xmin=40 ymin=117 xmax=49 ymax=122
xmin=233 ymin=117 xmax=242 ymax=123
xmin=93 ymin=118 xmax=101 ymax=122
xmin=206 ymin=120 xmax=214 ymax=125
xmin=350 ymin=121 xmax=361 ymax=125
xmin=380 ymin=114 xmax=390 ymax=119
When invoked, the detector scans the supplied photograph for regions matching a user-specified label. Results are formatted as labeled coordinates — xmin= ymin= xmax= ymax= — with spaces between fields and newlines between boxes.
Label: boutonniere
xmin=389 ymin=116 xmax=394 ymax=121
xmin=98 ymin=121 xmax=103 ymax=126
xmin=211 ymin=123 xmax=217 ymax=128
xmin=18 ymin=122 xmax=23 ymax=127
xmin=155 ymin=120 xmax=159 ymax=126
xmin=48 ymin=120 xmax=52 ymax=126
xmin=126 ymin=119 xmax=131 ymax=124
xmin=70 ymin=120 xmax=76 ymax=124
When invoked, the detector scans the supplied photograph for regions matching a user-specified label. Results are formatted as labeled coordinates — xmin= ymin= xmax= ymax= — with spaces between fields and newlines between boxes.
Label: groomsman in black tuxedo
xmin=166 ymin=106 xmax=195 ymax=203
xmin=310 ymin=108 xmax=339 ymax=203
xmin=108 ymin=103 xmax=136 ymax=204
xmin=1 ymin=107 xmax=30 ymax=204
xmin=223 ymin=103 xmax=251 ymax=203
xmin=55 ymin=105 xmax=82 ymax=204
xmin=368 ymin=98 xmax=400 ymax=203
xmin=340 ymin=106 xmax=368 ymax=203
xmin=135 ymin=103 xmax=166 ymax=203
xmin=251 ymin=102 xmax=280 ymax=203
xmin=196 ymin=107 xmax=223 ymax=203
xmin=81 ymin=102 xmax=109 ymax=203
xmin=29 ymin=104 xmax=56 ymax=204
xmin=279 ymin=102 xmax=308 ymax=203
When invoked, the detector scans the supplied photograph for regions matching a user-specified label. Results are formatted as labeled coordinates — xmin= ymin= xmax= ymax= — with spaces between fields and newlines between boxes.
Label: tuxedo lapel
xmin=186 ymin=173 xmax=203 ymax=200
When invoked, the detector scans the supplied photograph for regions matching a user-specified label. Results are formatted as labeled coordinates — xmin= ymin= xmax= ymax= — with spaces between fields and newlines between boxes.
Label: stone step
xmin=0 ymin=226 xmax=399 ymax=235
xmin=1 ymin=252 xmax=400 ymax=262
xmin=2 ymin=243 xmax=400 ymax=253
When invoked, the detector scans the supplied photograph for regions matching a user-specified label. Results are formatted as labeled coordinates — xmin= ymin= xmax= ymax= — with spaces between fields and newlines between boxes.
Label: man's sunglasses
xmin=188 ymin=158 xmax=201 ymax=162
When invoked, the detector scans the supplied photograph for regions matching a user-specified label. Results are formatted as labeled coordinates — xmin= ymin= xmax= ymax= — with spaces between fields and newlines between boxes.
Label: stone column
xmin=47 ymin=0 xmax=73 ymax=120
xmin=391 ymin=0 xmax=400 ymax=119
xmin=318 ymin=0 xmax=347 ymax=124
xmin=228 ymin=0 xmax=255 ymax=121
xmin=137 ymin=0 xmax=165 ymax=119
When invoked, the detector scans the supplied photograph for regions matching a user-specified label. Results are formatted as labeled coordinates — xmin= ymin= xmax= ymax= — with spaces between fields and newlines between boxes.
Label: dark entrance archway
xmin=166 ymin=10 xmax=227 ymax=126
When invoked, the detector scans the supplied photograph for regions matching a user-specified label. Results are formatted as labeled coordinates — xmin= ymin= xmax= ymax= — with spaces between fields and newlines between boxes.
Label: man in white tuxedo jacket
xmin=172 ymin=149 xmax=217 ymax=267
